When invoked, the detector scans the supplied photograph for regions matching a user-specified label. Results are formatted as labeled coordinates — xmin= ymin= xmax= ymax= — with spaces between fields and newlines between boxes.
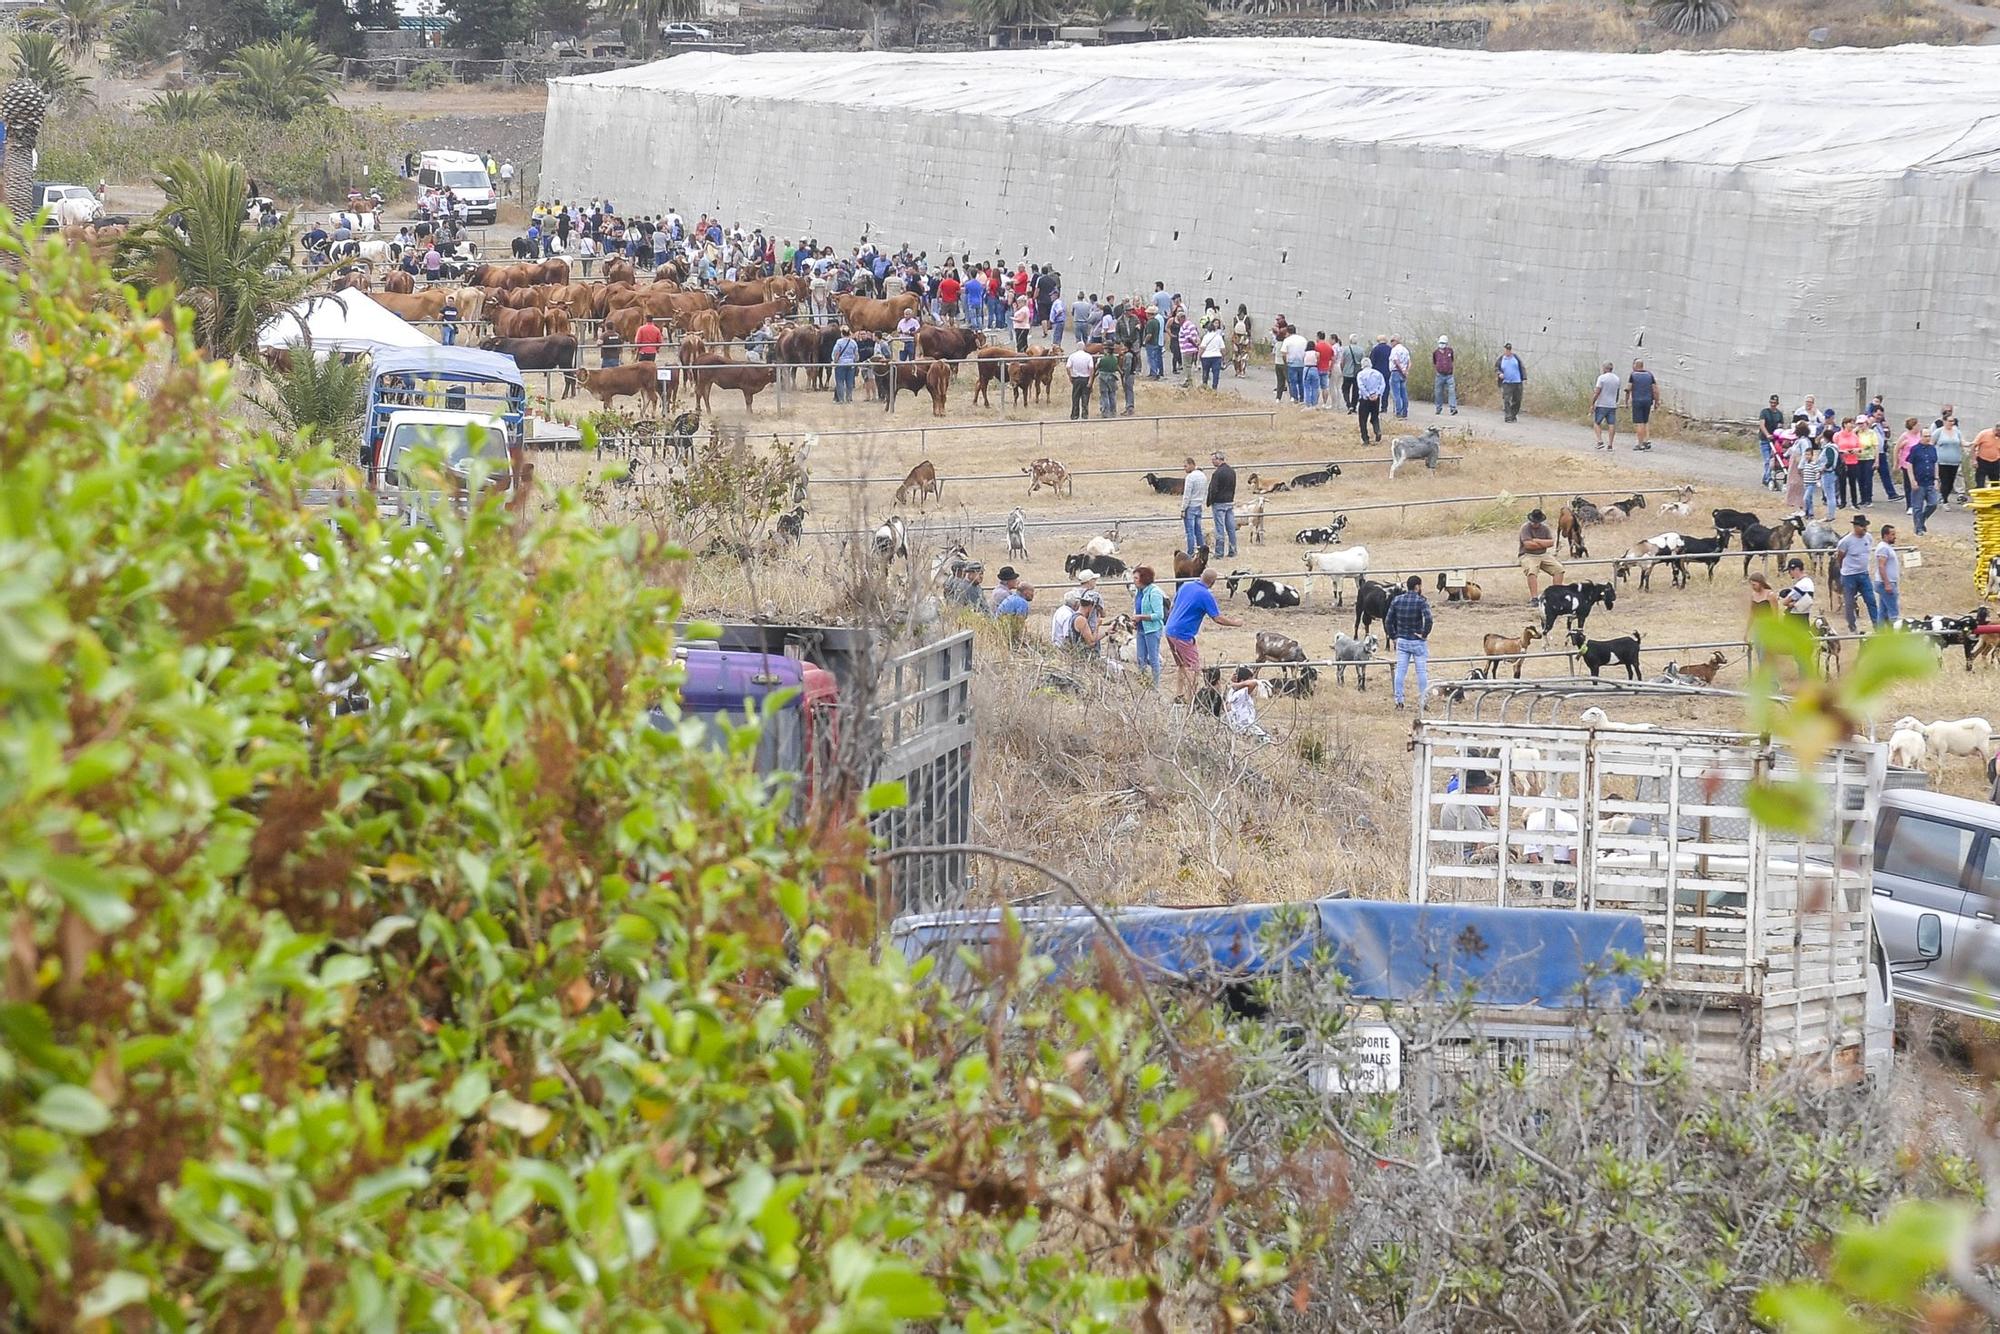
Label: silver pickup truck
xmin=1874 ymin=788 xmax=2000 ymax=1019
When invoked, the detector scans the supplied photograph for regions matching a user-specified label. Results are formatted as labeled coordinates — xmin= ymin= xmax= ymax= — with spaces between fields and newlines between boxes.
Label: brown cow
xmin=717 ymin=276 xmax=780 ymax=305
xmin=330 ymin=269 xmax=370 ymax=293
xmin=602 ymin=258 xmax=635 ymax=285
xmin=970 ymin=346 xmax=1016 ymax=406
xmin=896 ymin=460 xmax=941 ymax=507
xmin=681 ymin=337 xmax=775 ymax=412
xmin=382 ymin=270 xmax=415 ymax=294
xmin=492 ymin=306 xmax=546 ymax=338
xmin=375 ymin=289 xmax=449 ymax=322
xmin=543 ymin=303 xmax=573 ymax=338
xmin=882 ymin=358 xmax=949 ymax=415
xmin=917 ymin=323 xmax=981 ymax=367
xmin=1010 ymin=346 xmax=1059 ymax=404
xmin=557 ymin=283 xmax=604 ymax=319
xmin=679 ymin=310 xmax=723 ymax=345
xmin=716 ymin=299 xmax=794 ymax=341
xmin=835 ymin=292 xmax=920 ymax=332
xmin=484 ymin=286 xmax=542 ymax=310
xmin=568 ymin=363 xmax=662 ymax=412
xmin=534 ymin=258 xmax=570 ymax=286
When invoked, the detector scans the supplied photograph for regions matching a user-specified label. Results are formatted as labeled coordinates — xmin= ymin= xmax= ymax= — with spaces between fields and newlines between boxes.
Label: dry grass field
xmin=524 ymin=372 xmax=1997 ymax=906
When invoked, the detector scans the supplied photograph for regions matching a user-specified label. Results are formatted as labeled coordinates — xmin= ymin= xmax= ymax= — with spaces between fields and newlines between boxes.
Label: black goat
xmin=1711 ymin=507 xmax=1760 ymax=535
xmin=1065 ymin=552 xmax=1127 ymax=579
xmin=1672 ymin=530 xmax=1732 ymax=588
xmin=1143 ymin=472 xmax=1185 ymax=495
xmin=1352 ymin=579 xmax=1393 ymax=638
xmin=1570 ymin=629 xmax=1644 ymax=679
xmin=1289 ymin=462 xmax=1342 ymax=488
xmin=1293 ymin=517 xmax=1348 ymax=545
xmin=1539 ymin=581 xmax=1616 ymax=636
xmin=1246 ymin=578 xmax=1303 ymax=610
xmin=1263 ymin=666 xmax=1320 ymax=698
xmin=1740 ymin=515 xmax=1804 ymax=575
xmin=1570 ymin=495 xmax=1604 ymax=525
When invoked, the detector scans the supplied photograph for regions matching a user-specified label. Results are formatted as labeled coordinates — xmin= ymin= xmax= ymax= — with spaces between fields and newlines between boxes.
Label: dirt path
xmin=1209 ymin=367 xmax=1978 ymax=538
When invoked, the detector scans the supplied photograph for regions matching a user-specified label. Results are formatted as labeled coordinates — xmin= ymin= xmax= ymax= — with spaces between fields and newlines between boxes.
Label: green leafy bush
xmin=39 ymin=104 xmax=400 ymax=203
xmin=0 ymin=220 xmax=1273 ymax=1330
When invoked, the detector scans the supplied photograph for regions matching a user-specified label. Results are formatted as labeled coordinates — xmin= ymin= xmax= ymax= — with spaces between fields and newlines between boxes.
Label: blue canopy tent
xmin=892 ymin=899 xmax=1646 ymax=1010
xmin=362 ymin=345 xmax=527 ymax=476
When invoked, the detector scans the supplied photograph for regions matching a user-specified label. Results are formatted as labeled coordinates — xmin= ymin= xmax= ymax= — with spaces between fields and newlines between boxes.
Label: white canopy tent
xmin=257 ymin=290 xmax=437 ymax=358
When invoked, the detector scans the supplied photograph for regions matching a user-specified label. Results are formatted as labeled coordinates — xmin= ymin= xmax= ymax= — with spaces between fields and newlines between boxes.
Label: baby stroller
xmin=1765 ymin=430 xmax=1794 ymax=494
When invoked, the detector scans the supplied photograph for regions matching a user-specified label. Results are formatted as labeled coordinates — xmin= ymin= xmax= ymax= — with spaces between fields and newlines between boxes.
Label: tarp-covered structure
xmin=258 ymin=290 xmax=437 ymax=358
xmin=544 ymin=39 xmax=2000 ymax=417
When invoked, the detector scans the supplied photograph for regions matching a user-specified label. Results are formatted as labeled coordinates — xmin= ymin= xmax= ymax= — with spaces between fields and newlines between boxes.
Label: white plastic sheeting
xmin=544 ymin=39 xmax=2000 ymax=418
xmin=258 ymin=290 xmax=437 ymax=357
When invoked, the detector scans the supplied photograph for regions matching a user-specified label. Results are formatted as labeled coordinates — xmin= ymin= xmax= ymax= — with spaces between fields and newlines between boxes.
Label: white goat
xmin=1509 ymin=745 xmax=1546 ymax=798
xmin=1084 ymin=533 xmax=1119 ymax=559
xmin=1304 ymin=545 xmax=1370 ymax=605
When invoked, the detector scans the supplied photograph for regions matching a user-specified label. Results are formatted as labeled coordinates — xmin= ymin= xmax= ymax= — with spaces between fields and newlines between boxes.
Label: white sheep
xmin=1886 ymin=728 xmax=1928 ymax=770
xmin=1577 ymin=707 xmax=1656 ymax=731
xmin=1084 ymin=534 xmax=1118 ymax=559
xmin=1921 ymin=717 xmax=1993 ymax=765
xmin=1509 ymin=745 xmax=1546 ymax=799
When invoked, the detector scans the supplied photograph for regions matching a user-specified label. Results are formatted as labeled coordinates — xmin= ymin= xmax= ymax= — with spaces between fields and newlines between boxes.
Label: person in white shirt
xmin=1180 ymin=456 xmax=1208 ymax=553
xmin=1387 ymin=337 xmax=1412 ymax=418
xmin=1050 ymin=589 xmax=1082 ymax=646
xmin=1198 ymin=325 xmax=1226 ymax=390
xmin=1225 ymin=668 xmax=1270 ymax=739
xmin=499 ymin=160 xmax=514 ymax=196
xmin=1066 ymin=346 xmax=1095 ymax=420
xmin=1282 ymin=330 xmax=1309 ymax=403
xmin=1779 ymin=558 xmax=1816 ymax=619
xmin=1592 ymin=361 xmax=1622 ymax=450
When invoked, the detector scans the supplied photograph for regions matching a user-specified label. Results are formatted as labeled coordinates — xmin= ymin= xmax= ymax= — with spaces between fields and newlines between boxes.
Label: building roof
xmin=557 ymin=38 xmax=2000 ymax=176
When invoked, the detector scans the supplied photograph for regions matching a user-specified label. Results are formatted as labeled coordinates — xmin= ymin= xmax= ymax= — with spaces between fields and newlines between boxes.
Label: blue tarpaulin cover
xmin=892 ymin=899 xmax=1645 ymax=1009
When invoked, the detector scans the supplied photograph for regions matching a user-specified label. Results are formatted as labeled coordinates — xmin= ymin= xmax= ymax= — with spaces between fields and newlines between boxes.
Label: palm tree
xmin=2 ymin=78 xmax=49 ymax=223
xmin=29 ymin=0 xmax=128 ymax=59
xmin=8 ymin=30 xmax=92 ymax=104
xmin=115 ymin=152 xmax=315 ymax=361
xmin=968 ymin=0 xmax=1056 ymax=29
xmin=249 ymin=318 xmax=368 ymax=447
xmin=221 ymin=35 xmax=337 ymax=120
xmin=108 ymin=2 xmax=175 ymax=66
xmin=146 ymin=86 xmax=216 ymax=122
xmin=1137 ymin=0 xmax=1206 ymax=35
xmin=1649 ymin=0 xmax=1732 ymax=35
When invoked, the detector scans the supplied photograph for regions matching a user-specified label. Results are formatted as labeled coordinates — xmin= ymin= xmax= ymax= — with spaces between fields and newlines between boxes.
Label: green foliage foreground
xmin=0 ymin=227 xmax=1262 ymax=1328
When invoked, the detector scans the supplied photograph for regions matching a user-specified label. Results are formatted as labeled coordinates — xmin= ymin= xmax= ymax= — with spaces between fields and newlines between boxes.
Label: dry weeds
xmin=523 ymin=372 xmax=1997 ymax=906
xmin=1447 ymin=0 xmax=1980 ymax=50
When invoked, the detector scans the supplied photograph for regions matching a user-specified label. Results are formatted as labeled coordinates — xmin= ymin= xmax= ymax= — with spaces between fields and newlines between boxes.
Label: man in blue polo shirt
xmin=1163 ymin=568 xmax=1242 ymax=703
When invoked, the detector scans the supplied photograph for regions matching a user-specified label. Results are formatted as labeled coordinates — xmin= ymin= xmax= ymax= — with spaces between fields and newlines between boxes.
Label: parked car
xmin=1873 ymin=788 xmax=2000 ymax=1019
xmin=31 ymin=181 xmax=101 ymax=226
xmin=660 ymin=21 xmax=713 ymax=39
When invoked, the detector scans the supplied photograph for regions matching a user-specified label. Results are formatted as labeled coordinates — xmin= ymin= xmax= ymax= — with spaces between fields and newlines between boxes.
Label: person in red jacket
xmin=938 ymin=270 xmax=962 ymax=324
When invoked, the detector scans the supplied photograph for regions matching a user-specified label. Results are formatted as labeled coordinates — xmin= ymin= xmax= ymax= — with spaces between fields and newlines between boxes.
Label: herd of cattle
xmin=325 ymin=256 xmax=1079 ymax=417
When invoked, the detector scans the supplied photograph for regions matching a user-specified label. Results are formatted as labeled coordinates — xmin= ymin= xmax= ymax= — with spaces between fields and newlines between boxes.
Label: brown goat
xmin=1673 ymin=651 xmax=1729 ymax=685
xmin=1482 ymin=624 xmax=1543 ymax=679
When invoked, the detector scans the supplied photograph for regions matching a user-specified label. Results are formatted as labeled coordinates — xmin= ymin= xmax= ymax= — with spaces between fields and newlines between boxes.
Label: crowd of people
xmin=1754 ymin=394 xmax=1996 ymax=537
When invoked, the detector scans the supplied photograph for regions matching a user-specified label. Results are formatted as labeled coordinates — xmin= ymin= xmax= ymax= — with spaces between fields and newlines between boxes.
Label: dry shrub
xmin=967 ymin=633 xmax=1401 ymax=906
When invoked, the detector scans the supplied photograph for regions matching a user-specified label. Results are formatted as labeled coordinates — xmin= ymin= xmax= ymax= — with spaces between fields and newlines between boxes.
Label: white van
xmin=414 ymin=150 xmax=497 ymax=224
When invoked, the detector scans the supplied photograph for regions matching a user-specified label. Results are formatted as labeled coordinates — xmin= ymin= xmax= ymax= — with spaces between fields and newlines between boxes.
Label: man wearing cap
xmin=1779 ymin=558 xmax=1817 ymax=621
xmin=1517 ymin=508 xmax=1564 ymax=603
xmin=1209 ymin=451 xmax=1239 ymax=559
xmin=1757 ymin=394 xmax=1785 ymax=489
xmin=1495 ymin=343 xmax=1526 ymax=422
xmin=1432 ymin=336 xmax=1457 ymax=415
xmin=943 ymin=561 xmax=988 ymax=612
xmin=1438 ymin=769 xmax=1499 ymax=863
xmin=1163 ymin=568 xmax=1244 ymax=703
xmin=1831 ymin=514 xmax=1879 ymax=632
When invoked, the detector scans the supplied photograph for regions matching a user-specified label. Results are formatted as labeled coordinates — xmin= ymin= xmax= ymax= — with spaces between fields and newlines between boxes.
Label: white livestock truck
xmin=1408 ymin=680 xmax=1895 ymax=1083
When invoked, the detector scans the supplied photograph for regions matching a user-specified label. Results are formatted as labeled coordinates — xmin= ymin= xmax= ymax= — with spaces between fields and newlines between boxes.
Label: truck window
xmin=442 ymin=170 xmax=489 ymax=191
xmin=1880 ymin=814 xmax=1974 ymax=889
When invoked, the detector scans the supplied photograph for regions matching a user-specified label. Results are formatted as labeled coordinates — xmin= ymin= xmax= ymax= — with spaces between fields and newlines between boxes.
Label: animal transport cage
xmin=1408 ymin=680 xmax=1892 ymax=1082
xmin=693 ymin=622 xmax=974 ymax=911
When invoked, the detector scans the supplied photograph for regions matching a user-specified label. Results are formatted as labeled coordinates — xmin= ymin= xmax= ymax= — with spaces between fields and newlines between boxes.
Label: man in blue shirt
xmin=1163 ymin=568 xmax=1243 ymax=702
xmin=831 ymin=327 xmax=859 ymax=403
xmin=963 ymin=271 xmax=985 ymax=330
xmin=1495 ymin=344 xmax=1527 ymax=422
xmin=1902 ymin=430 xmax=1941 ymax=534
xmin=1383 ymin=575 xmax=1434 ymax=711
